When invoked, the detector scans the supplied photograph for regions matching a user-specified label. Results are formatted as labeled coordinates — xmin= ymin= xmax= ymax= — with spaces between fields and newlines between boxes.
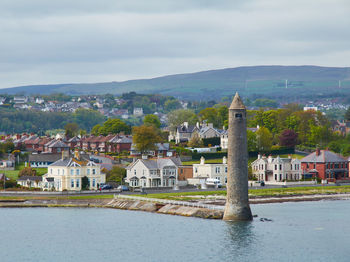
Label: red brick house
xmin=107 ymin=135 xmax=132 ymax=153
xmin=301 ymin=149 xmax=349 ymax=182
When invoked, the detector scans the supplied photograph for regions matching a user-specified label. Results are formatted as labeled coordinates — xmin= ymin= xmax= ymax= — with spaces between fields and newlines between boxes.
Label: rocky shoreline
xmin=0 ymin=193 xmax=349 ymax=219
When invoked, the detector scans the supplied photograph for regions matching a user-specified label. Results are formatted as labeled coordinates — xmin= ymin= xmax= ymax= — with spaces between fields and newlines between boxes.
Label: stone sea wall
xmin=106 ymin=199 xmax=223 ymax=219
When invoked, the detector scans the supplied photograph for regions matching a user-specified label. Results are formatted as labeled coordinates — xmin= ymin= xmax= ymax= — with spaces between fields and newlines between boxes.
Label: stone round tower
xmin=223 ymin=92 xmax=253 ymax=221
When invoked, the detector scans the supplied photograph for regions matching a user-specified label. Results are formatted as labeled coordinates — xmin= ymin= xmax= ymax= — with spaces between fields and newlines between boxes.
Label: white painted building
xmin=251 ymin=155 xmax=302 ymax=182
xmin=125 ymin=157 xmax=182 ymax=188
xmin=42 ymin=151 xmax=105 ymax=191
xmin=133 ymin=107 xmax=143 ymax=116
xmin=189 ymin=157 xmax=228 ymax=185
xmin=221 ymin=126 xmax=259 ymax=150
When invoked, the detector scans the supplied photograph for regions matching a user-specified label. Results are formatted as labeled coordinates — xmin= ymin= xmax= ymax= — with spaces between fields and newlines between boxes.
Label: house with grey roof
xmin=301 ymin=149 xmax=349 ymax=182
xmin=221 ymin=126 xmax=259 ymax=150
xmin=169 ymin=122 xmax=222 ymax=144
xmin=29 ymin=153 xmax=62 ymax=168
xmin=251 ymin=154 xmax=302 ymax=182
xmin=44 ymin=140 xmax=69 ymax=153
xmin=130 ymin=143 xmax=175 ymax=157
xmin=125 ymin=157 xmax=181 ymax=188
xmin=17 ymin=176 xmax=42 ymax=188
xmin=42 ymin=150 xmax=105 ymax=191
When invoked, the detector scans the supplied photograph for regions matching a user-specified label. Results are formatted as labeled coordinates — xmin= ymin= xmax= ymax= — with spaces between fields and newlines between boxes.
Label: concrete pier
xmin=223 ymin=93 xmax=253 ymax=221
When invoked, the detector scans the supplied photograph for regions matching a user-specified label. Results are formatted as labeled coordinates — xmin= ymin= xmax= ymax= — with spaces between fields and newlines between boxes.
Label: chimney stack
xmin=316 ymin=148 xmax=320 ymax=156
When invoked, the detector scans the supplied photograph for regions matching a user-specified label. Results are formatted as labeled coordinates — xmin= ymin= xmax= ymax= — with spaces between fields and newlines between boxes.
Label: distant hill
xmin=1 ymin=65 xmax=350 ymax=100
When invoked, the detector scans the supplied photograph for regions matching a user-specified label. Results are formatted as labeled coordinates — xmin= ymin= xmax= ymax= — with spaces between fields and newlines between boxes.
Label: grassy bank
xmin=1 ymin=185 xmax=350 ymax=202
xmin=142 ymin=186 xmax=350 ymax=201
xmin=3 ymin=163 xmax=47 ymax=180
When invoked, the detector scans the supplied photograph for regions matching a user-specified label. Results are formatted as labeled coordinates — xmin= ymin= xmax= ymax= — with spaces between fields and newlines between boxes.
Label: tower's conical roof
xmin=229 ymin=92 xmax=246 ymax=109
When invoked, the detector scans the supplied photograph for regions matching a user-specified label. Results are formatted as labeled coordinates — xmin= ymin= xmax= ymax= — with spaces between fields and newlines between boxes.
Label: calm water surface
xmin=1 ymin=200 xmax=349 ymax=262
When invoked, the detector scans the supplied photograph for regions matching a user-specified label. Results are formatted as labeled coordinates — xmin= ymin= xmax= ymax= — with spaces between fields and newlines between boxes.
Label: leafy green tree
xmin=199 ymin=108 xmax=219 ymax=127
xmin=342 ymin=144 xmax=350 ymax=156
xmin=64 ymin=123 xmax=79 ymax=139
xmin=19 ymin=167 xmax=36 ymax=177
xmin=164 ymin=99 xmax=181 ymax=112
xmin=94 ymin=119 xmax=131 ymax=135
xmin=188 ymin=133 xmax=203 ymax=148
xmin=256 ymin=126 xmax=273 ymax=152
xmin=81 ymin=176 xmax=89 ymax=190
xmin=308 ymin=124 xmax=333 ymax=147
xmin=247 ymin=130 xmax=257 ymax=151
xmin=132 ymin=125 xmax=162 ymax=153
xmin=73 ymin=108 xmax=105 ymax=131
xmin=91 ymin=124 xmax=101 ymax=136
xmin=143 ymin=114 xmax=161 ymax=129
xmin=105 ymin=166 xmax=126 ymax=183
xmin=254 ymin=98 xmax=278 ymax=108
xmin=328 ymin=141 xmax=342 ymax=153
xmin=345 ymin=107 xmax=350 ymax=121
xmin=167 ymin=109 xmax=197 ymax=129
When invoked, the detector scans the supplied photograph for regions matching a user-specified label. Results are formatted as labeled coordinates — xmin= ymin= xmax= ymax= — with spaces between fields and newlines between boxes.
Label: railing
xmin=114 ymin=194 xmax=224 ymax=211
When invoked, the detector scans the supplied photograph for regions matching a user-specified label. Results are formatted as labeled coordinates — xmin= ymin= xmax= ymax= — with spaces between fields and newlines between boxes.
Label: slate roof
xmin=29 ymin=153 xmax=62 ymax=162
xmin=177 ymin=125 xmax=197 ymax=133
xmin=48 ymin=140 xmax=69 ymax=148
xmin=115 ymin=136 xmax=132 ymax=144
xmin=17 ymin=176 xmax=42 ymax=182
xmin=49 ymin=154 xmax=90 ymax=167
xmin=301 ymin=150 xmax=346 ymax=163
xmin=68 ymin=136 xmax=80 ymax=143
xmin=127 ymin=157 xmax=182 ymax=170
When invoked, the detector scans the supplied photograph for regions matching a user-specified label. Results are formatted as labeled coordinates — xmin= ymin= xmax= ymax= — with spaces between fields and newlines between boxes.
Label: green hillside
xmin=1 ymin=65 xmax=350 ymax=100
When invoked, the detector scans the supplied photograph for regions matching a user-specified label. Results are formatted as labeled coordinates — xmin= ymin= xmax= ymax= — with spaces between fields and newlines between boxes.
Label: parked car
xmin=100 ymin=184 xmax=113 ymax=190
xmin=117 ymin=185 xmax=129 ymax=191
xmin=206 ymin=178 xmax=222 ymax=188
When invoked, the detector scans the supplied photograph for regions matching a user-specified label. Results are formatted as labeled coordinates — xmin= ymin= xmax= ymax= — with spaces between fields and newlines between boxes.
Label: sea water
xmin=1 ymin=200 xmax=349 ymax=262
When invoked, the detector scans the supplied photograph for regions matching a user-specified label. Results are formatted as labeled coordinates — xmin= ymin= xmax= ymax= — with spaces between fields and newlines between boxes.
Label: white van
xmin=206 ymin=178 xmax=222 ymax=188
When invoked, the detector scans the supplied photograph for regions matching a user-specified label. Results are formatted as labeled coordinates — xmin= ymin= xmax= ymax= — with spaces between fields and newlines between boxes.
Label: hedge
xmin=191 ymin=148 xmax=295 ymax=160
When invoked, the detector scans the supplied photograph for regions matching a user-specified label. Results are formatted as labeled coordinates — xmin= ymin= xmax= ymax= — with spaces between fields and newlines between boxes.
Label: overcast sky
xmin=0 ymin=0 xmax=349 ymax=88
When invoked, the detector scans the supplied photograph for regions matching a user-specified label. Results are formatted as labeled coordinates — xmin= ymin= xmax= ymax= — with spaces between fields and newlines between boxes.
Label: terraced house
xmin=42 ymin=150 xmax=105 ymax=191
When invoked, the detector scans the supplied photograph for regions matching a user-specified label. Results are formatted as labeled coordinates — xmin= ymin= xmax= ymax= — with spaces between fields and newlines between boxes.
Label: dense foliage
xmin=91 ymin=118 xmax=131 ymax=136
xmin=0 ymin=108 xmax=105 ymax=134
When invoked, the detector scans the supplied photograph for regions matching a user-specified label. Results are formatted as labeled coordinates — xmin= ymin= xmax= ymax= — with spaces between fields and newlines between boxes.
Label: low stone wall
xmin=264 ymin=181 xmax=316 ymax=186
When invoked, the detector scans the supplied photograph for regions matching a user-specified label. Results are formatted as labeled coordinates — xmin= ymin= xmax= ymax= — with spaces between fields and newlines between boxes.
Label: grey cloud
xmin=0 ymin=0 xmax=349 ymax=88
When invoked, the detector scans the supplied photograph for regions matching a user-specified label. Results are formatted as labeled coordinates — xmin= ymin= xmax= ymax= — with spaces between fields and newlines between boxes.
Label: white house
xmin=133 ymin=108 xmax=143 ymax=116
xmin=17 ymin=176 xmax=42 ymax=188
xmin=42 ymin=150 xmax=105 ymax=191
xmin=169 ymin=122 xmax=222 ymax=144
xmin=188 ymin=157 xmax=228 ymax=185
xmin=251 ymin=154 xmax=302 ymax=182
xmin=221 ymin=126 xmax=259 ymax=150
xmin=125 ymin=157 xmax=182 ymax=188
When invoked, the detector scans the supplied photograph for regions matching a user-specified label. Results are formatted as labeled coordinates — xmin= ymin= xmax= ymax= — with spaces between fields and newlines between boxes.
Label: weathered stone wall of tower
xmin=223 ymin=93 xmax=252 ymax=221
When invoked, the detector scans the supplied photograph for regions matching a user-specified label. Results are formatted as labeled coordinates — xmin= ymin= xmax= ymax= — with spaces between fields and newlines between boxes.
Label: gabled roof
xmin=198 ymin=126 xmax=221 ymax=136
xmin=48 ymin=140 xmax=69 ymax=148
xmin=68 ymin=136 xmax=80 ymax=143
xmin=177 ymin=125 xmax=197 ymax=133
xmin=29 ymin=153 xmax=62 ymax=162
xmin=301 ymin=150 xmax=346 ymax=163
xmin=127 ymin=157 xmax=182 ymax=170
xmin=17 ymin=176 xmax=42 ymax=182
